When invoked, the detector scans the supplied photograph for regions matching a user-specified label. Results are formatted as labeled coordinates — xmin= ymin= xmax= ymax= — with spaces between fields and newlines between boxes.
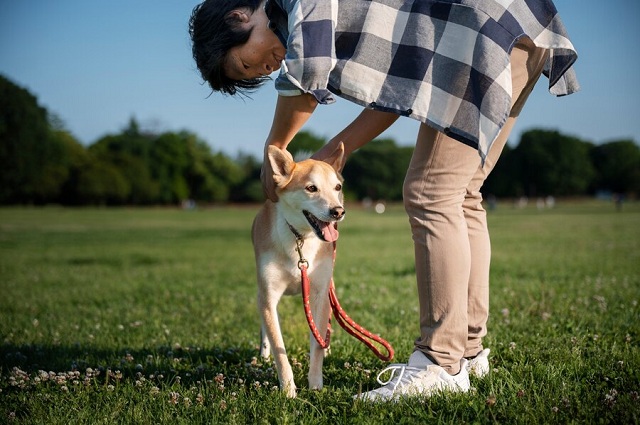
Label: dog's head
xmin=268 ymin=143 xmax=345 ymax=242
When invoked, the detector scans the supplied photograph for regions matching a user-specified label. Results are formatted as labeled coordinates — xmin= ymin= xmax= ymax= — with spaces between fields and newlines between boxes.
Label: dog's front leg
xmin=258 ymin=290 xmax=297 ymax=398
xmin=307 ymin=280 xmax=331 ymax=391
xmin=259 ymin=323 xmax=271 ymax=359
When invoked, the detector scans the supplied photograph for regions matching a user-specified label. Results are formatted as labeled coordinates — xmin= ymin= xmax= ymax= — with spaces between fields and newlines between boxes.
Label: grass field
xmin=1 ymin=201 xmax=639 ymax=424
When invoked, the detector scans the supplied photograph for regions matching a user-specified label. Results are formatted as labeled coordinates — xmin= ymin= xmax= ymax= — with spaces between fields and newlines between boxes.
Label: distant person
xmin=189 ymin=0 xmax=579 ymax=401
xmin=614 ymin=193 xmax=624 ymax=211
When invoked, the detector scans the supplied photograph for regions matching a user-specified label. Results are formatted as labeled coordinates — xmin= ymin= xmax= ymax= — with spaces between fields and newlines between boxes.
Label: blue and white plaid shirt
xmin=266 ymin=0 xmax=579 ymax=161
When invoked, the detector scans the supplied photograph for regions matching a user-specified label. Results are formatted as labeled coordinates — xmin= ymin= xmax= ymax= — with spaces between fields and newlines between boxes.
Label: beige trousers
xmin=402 ymin=39 xmax=549 ymax=375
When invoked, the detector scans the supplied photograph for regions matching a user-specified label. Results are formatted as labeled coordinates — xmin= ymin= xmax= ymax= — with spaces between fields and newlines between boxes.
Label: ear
xmin=268 ymin=146 xmax=296 ymax=188
xmin=225 ymin=9 xmax=251 ymax=25
xmin=323 ymin=142 xmax=345 ymax=173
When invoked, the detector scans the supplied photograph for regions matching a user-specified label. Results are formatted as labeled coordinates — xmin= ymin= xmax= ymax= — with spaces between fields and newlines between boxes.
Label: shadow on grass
xmin=0 ymin=342 xmax=374 ymax=393
xmin=2 ymin=342 xmax=255 ymax=378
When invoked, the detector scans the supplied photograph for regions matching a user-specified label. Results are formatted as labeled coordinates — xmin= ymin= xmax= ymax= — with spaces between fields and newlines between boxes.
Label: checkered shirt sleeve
xmin=269 ymin=0 xmax=579 ymax=161
xmin=271 ymin=0 xmax=338 ymax=104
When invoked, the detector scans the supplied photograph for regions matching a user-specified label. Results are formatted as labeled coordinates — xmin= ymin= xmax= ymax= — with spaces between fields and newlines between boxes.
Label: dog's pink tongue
xmin=321 ymin=223 xmax=339 ymax=242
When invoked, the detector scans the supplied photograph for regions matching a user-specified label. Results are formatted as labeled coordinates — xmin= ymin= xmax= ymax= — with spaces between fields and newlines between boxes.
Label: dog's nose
xmin=330 ymin=206 xmax=345 ymax=219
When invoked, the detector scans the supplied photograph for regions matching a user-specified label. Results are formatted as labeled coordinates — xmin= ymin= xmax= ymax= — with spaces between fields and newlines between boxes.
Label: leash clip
xmin=295 ymin=237 xmax=308 ymax=270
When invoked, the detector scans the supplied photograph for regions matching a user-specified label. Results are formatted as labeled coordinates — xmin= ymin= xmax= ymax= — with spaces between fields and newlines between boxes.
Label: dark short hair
xmin=189 ymin=0 xmax=270 ymax=96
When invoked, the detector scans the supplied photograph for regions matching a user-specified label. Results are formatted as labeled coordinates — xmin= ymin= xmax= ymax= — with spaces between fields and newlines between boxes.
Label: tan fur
xmin=252 ymin=144 xmax=345 ymax=398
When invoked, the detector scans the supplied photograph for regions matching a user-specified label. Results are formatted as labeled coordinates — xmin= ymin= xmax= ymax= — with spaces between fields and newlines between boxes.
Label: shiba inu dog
xmin=252 ymin=144 xmax=345 ymax=398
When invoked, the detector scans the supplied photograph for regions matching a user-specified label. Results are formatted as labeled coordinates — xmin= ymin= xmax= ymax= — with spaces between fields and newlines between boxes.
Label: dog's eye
xmin=335 ymin=184 xmax=342 ymax=191
xmin=306 ymin=185 xmax=318 ymax=193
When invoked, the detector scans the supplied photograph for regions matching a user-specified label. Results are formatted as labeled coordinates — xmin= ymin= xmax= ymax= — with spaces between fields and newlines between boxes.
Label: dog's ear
xmin=323 ymin=142 xmax=345 ymax=173
xmin=268 ymin=146 xmax=296 ymax=187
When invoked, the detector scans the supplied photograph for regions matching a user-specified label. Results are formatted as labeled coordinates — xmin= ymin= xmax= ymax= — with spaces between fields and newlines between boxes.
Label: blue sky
xmin=1 ymin=1 xmax=638 ymax=158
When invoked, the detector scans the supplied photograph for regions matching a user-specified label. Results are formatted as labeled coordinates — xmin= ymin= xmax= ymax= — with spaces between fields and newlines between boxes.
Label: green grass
xmin=1 ymin=201 xmax=639 ymax=424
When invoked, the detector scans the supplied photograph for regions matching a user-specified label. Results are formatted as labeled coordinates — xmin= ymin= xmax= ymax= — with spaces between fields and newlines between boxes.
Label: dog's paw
xmin=309 ymin=384 xmax=324 ymax=392
xmin=284 ymin=386 xmax=297 ymax=398
xmin=259 ymin=350 xmax=271 ymax=361
xmin=308 ymin=377 xmax=323 ymax=391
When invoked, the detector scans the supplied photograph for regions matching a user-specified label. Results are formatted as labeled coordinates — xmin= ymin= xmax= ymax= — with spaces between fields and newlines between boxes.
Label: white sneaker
xmin=354 ymin=351 xmax=470 ymax=402
xmin=466 ymin=348 xmax=490 ymax=378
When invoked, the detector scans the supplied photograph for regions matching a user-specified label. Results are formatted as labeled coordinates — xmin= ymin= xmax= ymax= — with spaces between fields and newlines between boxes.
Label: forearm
xmin=312 ymin=108 xmax=399 ymax=165
xmin=329 ymin=108 xmax=399 ymax=155
xmin=265 ymin=93 xmax=318 ymax=150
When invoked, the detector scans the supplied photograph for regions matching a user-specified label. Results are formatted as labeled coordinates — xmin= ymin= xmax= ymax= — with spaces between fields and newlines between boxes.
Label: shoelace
xmin=376 ymin=364 xmax=424 ymax=394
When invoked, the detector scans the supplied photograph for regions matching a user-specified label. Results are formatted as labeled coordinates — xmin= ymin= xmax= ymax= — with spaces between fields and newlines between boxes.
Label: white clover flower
xmin=169 ymin=392 xmax=180 ymax=404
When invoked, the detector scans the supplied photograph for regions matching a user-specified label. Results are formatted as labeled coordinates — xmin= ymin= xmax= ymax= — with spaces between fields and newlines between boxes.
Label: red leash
xmin=297 ymin=240 xmax=394 ymax=362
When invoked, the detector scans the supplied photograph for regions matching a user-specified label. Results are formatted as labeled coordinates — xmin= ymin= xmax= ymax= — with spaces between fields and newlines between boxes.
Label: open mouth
xmin=303 ymin=210 xmax=339 ymax=242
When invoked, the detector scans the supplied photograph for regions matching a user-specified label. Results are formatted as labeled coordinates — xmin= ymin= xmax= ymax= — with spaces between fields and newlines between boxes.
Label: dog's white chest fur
xmin=257 ymin=214 xmax=333 ymax=293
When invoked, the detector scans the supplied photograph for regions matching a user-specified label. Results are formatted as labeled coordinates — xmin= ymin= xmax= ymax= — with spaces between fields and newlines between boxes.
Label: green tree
xmin=203 ymin=150 xmax=245 ymax=202
xmin=91 ymin=118 xmax=153 ymax=160
xmin=342 ymin=138 xmax=413 ymax=200
xmin=590 ymin=139 xmax=640 ymax=196
xmin=90 ymin=130 xmax=158 ymax=204
xmin=149 ymin=132 xmax=190 ymax=203
xmin=287 ymin=130 xmax=326 ymax=159
xmin=512 ymin=129 xmax=595 ymax=197
xmin=230 ymin=153 xmax=263 ymax=203
xmin=58 ymin=131 xmax=92 ymax=205
xmin=0 ymin=75 xmax=63 ymax=203
xmin=35 ymin=129 xmax=83 ymax=203
xmin=75 ymin=157 xmax=130 ymax=205
xmin=482 ymin=144 xmax=522 ymax=197
xmin=87 ymin=126 xmax=250 ymax=205
xmin=183 ymin=132 xmax=230 ymax=202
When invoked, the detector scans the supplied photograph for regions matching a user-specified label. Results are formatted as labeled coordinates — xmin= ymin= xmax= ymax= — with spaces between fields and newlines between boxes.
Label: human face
xmin=223 ymin=6 xmax=286 ymax=81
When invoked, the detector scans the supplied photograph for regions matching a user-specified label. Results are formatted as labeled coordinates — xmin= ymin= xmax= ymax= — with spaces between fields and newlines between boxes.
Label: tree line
xmin=1 ymin=74 xmax=638 ymax=206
